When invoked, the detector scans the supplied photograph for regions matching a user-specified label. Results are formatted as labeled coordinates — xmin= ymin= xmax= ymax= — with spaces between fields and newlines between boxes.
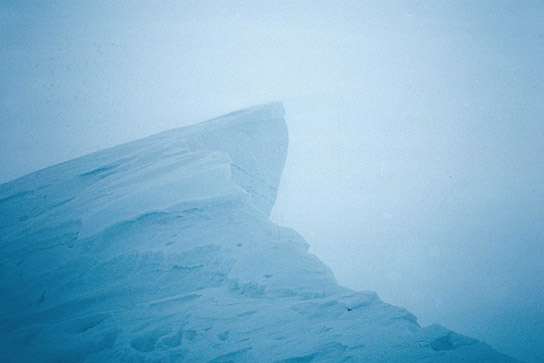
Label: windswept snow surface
xmin=0 ymin=103 xmax=514 ymax=362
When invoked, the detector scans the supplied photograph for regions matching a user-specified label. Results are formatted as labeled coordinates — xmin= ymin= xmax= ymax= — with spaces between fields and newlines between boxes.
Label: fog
xmin=1 ymin=1 xmax=543 ymax=361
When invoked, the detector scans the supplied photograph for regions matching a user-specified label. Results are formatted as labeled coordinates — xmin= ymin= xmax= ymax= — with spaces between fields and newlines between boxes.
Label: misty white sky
xmin=1 ymin=1 xmax=543 ymax=361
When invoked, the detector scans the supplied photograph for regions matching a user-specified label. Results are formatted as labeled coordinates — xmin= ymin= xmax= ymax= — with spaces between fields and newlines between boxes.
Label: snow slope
xmin=0 ymin=103 xmax=514 ymax=362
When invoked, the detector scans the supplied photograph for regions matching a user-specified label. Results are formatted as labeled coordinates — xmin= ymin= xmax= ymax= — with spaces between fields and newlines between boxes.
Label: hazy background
xmin=1 ymin=1 xmax=543 ymax=361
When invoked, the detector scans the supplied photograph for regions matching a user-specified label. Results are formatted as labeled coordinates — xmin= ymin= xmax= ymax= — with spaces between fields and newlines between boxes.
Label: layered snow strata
xmin=0 ymin=103 xmax=514 ymax=362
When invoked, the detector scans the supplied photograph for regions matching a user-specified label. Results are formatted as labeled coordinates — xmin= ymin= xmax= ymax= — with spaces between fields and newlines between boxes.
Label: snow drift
xmin=0 ymin=103 xmax=513 ymax=361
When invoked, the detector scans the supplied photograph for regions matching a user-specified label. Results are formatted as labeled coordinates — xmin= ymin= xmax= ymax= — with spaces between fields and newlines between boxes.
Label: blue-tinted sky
xmin=1 ymin=1 xmax=543 ymax=360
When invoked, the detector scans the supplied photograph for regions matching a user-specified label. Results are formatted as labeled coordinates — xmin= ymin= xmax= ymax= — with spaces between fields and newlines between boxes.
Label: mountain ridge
xmin=0 ymin=103 xmax=514 ymax=362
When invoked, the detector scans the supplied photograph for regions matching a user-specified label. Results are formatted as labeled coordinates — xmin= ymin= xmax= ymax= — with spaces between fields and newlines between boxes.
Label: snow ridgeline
xmin=0 ymin=103 xmax=513 ymax=362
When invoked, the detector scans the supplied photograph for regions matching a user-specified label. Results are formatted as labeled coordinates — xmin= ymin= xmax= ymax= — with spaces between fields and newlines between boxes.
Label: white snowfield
xmin=0 ymin=103 xmax=514 ymax=362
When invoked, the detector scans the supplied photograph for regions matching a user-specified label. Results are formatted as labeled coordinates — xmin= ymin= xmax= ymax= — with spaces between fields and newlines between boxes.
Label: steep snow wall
xmin=0 ymin=104 xmax=513 ymax=362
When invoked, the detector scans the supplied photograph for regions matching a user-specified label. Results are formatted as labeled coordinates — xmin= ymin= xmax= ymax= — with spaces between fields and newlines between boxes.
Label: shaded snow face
xmin=1 ymin=1 xmax=543 ymax=361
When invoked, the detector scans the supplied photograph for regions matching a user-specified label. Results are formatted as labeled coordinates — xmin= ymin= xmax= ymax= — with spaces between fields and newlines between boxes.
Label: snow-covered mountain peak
xmin=0 ymin=104 xmax=514 ymax=362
